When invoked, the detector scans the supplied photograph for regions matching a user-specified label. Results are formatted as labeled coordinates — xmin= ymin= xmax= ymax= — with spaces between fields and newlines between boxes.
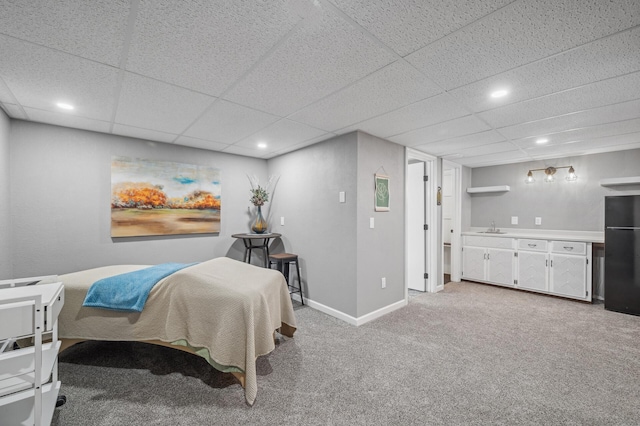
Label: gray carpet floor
xmin=52 ymin=281 xmax=640 ymax=425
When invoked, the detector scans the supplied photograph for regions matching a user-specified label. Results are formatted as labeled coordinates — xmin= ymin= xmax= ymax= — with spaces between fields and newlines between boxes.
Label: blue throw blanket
xmin=83 ymin=263 xmax=197 ymax=312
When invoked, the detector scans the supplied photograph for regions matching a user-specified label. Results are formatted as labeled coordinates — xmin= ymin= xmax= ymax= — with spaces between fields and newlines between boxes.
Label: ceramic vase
xmin=251 ymin=206 xmax=267 ymax=234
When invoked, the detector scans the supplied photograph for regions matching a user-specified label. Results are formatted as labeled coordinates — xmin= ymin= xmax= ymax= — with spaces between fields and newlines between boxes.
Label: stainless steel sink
xmin=476 ymin=231 xmax=507 ymax=234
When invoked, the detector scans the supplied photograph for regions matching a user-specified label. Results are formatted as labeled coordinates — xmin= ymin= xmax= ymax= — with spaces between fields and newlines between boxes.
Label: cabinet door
xmin=487 ymin=248 xmax=515 ymax=286
xmin=550 ymin=254 xmax=587 ymax=298
xmin=517 ymin=251 xmax=548 ymax=292
xmin=462 ymin=246 xmax=486 ymax=281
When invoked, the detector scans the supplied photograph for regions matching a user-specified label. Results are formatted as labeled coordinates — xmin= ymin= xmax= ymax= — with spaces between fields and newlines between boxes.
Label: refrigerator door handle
xmin=606 ymin=227 xmax=640 ymax=230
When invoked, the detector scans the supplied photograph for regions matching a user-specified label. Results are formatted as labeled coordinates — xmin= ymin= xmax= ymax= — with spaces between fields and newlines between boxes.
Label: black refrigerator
xmin=604 ymin=195 xmax=640 ymax=316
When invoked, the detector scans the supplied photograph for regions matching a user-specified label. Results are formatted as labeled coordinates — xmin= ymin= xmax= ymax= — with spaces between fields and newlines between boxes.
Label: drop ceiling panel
xmin=115 ymin=73 xmax=214 ymax=135
xmin=455 ymin=150 xmax=531 ymax=167
xmin=0 ymin=79 xmax=16 ymax=104
xmin=233 ymin=119 xmax=328 ymax=152
xmin=2 ymin=104 xmax=26 ymax=120
xmin=390 ymin=115 xmax=490 ymax=146
xmin=24 ymin=107 xmax=111 ymax=134
xmin=338 ymin=93 xmax=470 ymax=138
xmin=0 ymin=37 xmax=120 ymax=121
xmin=526 ymin=132 xmax=640 ymax=157
xmin=223 ymin=6 xmax=397 ymax=116
xmin=498 ymin=99 xmax=640 ymax=140
xmin=327 ymin=0 xmax=512 ymax=56
xmin=184 ymin=100 xmax=280 ymax=144
xmin=127 ymin=0 xmax=301 ymax=96
xmin=406 ymin=0 xmax=640 ymax=90
xmin=112 ymin=124 xmax=178 ymax=144
xmin=478 ymin=72 xmax=640 ymax=129
xmin=221 ymin=144 xmax=271 ymax=159
xmin=450 ymin=28 xmax=640 ymax=113
xmin=413 ymin=130 xmax=507 ymax=156
xmin=270 ymin=134 xmax=336 ymax=157
xmin=513 ymin=118 xmax=640 ymax=149
xmin=174 ymin=136 xmax=230 ymax=152
xmin=0 ymin=0 xmax=129 ymax=66
xmin=289 ymin=60 xmax=442 ymax=131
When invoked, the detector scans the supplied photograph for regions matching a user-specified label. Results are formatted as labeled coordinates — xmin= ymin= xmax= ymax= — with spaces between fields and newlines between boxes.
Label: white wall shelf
xmin=599 ymin=176 xmax=640 ymax=187
xmin=466 ymin=185 xmax=510 ymax=194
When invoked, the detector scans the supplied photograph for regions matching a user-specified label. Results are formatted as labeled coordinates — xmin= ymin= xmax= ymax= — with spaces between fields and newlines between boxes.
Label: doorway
xmin=405 ymin=148 xmax=438 ymax=298
xmin=443 ymin=160 xmax=462 ymax=283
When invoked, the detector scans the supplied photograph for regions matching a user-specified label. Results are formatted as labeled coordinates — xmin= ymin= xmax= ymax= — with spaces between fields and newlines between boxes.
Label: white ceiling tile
xmin=455 ymin=150 xmax=531 ymax=167
xmin=184 ymin=100 xmax=280 ymax=144
xmin=174 ymin=136 xmax=230 ymax=152
xmin=1 ymin=103 xmax=26 ymax=120
xmin=0 ymin=0 xmax=129 ymax=66
xmin=513 ymin=118 xmax=640 ymax=149
xmin=407 ymin=0 xmax=640 ymax=89
xmin=339 ymin=93 xmax=470 ymax=137
xmin=115 ymin=73 xmax=214 ymax=135
xmin=328 ymin=0 xmax=512 ymax=56
xmin=412 ymin=130 xmax=507 ymax=155
xmin=127 ymin=0 xmax=301 ymax=96
xmin=499 ymin=99 xmax=640 ymax=140
xmin=24 ymin=107 xmax=111 ymax=133
xmin=223 ymin=6 xmax=397 ymax=116
xmin=389 ymin=115 xmax=490 ymax=146
xmin=450 ymin=27 xmax=640 ymax=113
xmin=221 ymin=144 xmax=271 ymax=159
xmin=271 ymin=134 xmax=334 ymax=157
xmin=112 ymin=124 xmax=178 ymax=144
xmin=478 ymin=72 xmax=640 ymax=129
xmin=288 ymin=60 xmax=442 ymax=131
xmin=233 ymin=119 xmax=327 ymax=152
xmin=0 ymin=36 xmax=120 ymax=121
xmin=526 ymin=132 xmax=640 ymax=157
xmin=0 ymin=79 xmax=16 ymax=104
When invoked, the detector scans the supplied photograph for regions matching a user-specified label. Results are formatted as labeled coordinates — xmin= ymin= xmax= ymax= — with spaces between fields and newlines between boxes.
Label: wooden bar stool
xmin=268 ymin=253 xmax=304 ymax=305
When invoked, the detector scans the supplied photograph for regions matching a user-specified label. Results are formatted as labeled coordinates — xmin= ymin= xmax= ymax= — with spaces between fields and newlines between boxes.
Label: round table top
xmin=231 ymin=232 xmax=282 ymax=239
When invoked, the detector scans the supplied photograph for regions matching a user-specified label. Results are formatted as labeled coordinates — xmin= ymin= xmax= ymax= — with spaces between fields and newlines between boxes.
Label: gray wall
xmin=469 ymin=149 xmax=640 ymax=231
xmin=267 ymin=133 xmax=358 ymax=316
xmin=356 ymin=132 xmax=405 ymax=317
xmin=0 ymin=110 xmax=11 ymax=277
xmin=9 ymin=120 xmax=268 ymax=277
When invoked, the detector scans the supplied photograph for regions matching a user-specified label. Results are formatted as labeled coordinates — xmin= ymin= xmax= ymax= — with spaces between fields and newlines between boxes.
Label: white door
xmin=487 ymin=248 xmax=515 ymax=286
xmin=462 ymin=246 xmax=486 ymax=282
xmin=408 ymin=162 xmax=426 ymax=291
xmin=550 ymin=254 xmax=587 ymax=298
xmin=518 ymin=251 xmax=548 ymax=292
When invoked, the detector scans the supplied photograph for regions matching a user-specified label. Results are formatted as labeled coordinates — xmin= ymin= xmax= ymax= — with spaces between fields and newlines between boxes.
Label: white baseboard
xmin=299 ymin=296 xmax=407 ymax=326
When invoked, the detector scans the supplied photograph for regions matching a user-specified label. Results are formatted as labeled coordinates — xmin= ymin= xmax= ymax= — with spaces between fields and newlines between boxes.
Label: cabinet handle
xmin=483 ymin=253 xmax=487 ymax=260
xmin=563 ymin=246 xmax=574 ymax=251
xmin=528 ymin=243 xmax=537 ymax=248
xmin=550 ymin=260 xmax=553 ymax=267
xmin=545 ymin=259 xmax=548 ymax=267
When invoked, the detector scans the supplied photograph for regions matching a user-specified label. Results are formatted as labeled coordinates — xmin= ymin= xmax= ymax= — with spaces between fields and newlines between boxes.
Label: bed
xmin=57 ymin=256 xmax=297 ymax=405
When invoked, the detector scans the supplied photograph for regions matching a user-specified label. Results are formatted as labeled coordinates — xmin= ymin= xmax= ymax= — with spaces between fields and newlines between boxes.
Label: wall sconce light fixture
xmin=525 ymin=166 xmax=576 ymax=184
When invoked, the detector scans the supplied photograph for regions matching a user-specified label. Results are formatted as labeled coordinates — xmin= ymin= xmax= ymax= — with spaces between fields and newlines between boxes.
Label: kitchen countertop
xmin=462 ymin=228 xmax=604 ymax=243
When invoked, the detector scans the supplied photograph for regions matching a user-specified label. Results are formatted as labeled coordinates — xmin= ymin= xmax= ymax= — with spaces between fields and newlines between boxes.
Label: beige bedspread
xmin=58 ymin=256 xmax=297 ymax=405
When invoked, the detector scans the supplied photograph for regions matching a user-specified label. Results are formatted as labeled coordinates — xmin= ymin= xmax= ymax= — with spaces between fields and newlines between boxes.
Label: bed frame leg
xmin=231 ymin=372 xmax=246 ymax=388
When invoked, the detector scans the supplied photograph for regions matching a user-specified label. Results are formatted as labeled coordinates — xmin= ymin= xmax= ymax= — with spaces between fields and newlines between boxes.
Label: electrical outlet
xmin=535 ymin=217 xmax=542 ymax=225
xmin=511 ymin=216 xmax=518 ymax=225
xmin=370 ymin=217 xmax=375 ymax=228
xmin=381 ymin=277 xmax=386 ymax=288
xmin=339 ymin=191 xmax=346 ymax=203
xmin=280 ymin=216 xmax=285 ymax=226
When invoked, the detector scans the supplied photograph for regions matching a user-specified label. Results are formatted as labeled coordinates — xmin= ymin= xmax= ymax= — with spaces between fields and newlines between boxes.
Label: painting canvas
xmin=111 ymin=156 xmax=221 ymax=237
xmin=375 ymin=174 xmax=390 ymax=212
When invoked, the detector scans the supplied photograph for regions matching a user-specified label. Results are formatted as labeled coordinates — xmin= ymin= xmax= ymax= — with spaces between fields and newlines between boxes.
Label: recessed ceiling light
xmin=536 ymin=138 xmax=549 ymax=144
xmin=490 ymin=89 xmax=509 ymax=98
xmin=257 ymin=142 xmax=267 ymax=149
xmin=56 ymin=102 xmax=74 ymax=110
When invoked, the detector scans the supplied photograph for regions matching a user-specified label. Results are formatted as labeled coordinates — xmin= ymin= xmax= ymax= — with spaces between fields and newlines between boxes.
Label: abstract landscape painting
xmin=111 ymin=156 xmax=221 ymax=237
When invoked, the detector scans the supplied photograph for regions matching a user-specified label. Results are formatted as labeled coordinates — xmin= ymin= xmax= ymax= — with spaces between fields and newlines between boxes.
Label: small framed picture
xmin=374 ymin=174 xmax=390 ymax=212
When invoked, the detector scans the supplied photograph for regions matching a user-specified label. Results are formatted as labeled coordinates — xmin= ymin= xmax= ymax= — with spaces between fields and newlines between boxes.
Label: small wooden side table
xmin=231 ymin=233 xmax=282 ymax=268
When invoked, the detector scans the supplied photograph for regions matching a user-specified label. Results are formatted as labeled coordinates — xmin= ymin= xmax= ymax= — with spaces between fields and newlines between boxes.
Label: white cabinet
xmin=462 ymin=236 xmax=516 ymax=287
xmin=464 ymin=235 xmax=592 ymax=302
xmin=515 ymin=239 xmax=591 ymax=301
xmin=0 ymin=278 xmax=64 ymax=426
